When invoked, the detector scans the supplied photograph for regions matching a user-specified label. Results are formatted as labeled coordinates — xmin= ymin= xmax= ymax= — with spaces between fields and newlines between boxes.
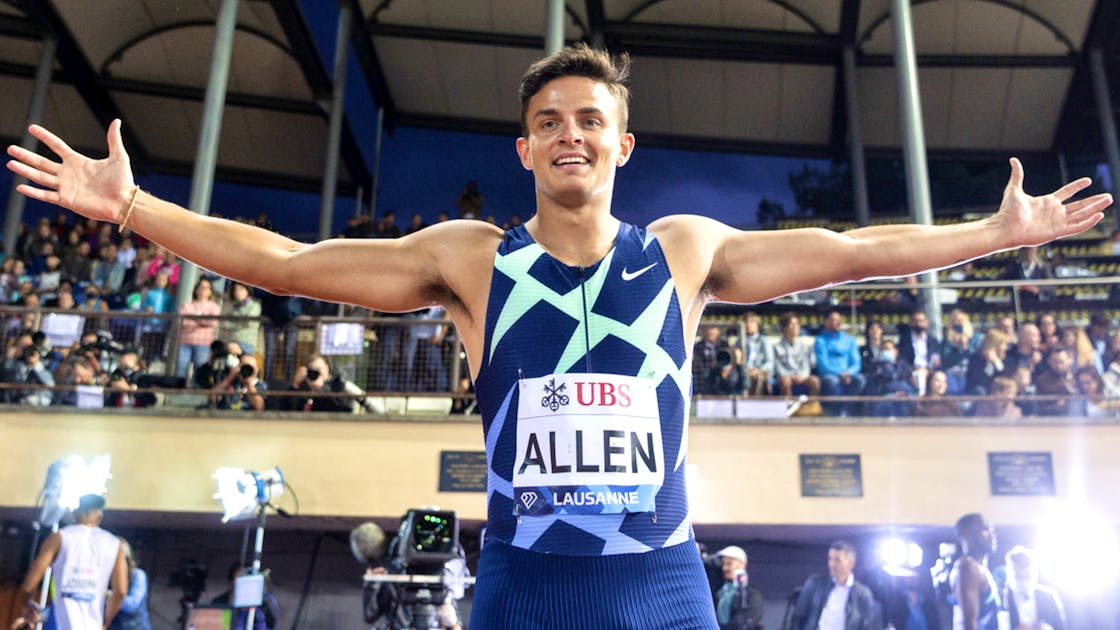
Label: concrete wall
xmin=2 ymin=411 xmax=1119 ymax=528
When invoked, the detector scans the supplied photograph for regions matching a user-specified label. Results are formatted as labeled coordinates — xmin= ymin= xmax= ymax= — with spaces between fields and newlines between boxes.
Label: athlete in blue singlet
xmin=8 ymin=40 xmax=1109 ymax=630
xmin=951 ymin=513 xmax=1007 ymax=630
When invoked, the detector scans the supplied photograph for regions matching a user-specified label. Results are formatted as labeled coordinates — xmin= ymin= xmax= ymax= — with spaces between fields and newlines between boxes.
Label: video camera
xmin=361 ymin=509 xmax=463 ymax=630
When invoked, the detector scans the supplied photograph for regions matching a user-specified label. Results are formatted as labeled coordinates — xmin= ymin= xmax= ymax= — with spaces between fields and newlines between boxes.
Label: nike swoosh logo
xmin=621 ymin=262 xmax=658 ymax=281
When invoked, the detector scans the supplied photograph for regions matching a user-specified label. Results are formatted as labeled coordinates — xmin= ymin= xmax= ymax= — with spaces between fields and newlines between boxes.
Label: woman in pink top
xmin=176 ymin=277 xmax=221 ymax=379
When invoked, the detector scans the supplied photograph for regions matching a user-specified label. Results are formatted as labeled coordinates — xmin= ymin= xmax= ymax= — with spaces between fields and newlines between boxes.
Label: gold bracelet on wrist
xmin=117 ymin=185 xmax=141 ymax=234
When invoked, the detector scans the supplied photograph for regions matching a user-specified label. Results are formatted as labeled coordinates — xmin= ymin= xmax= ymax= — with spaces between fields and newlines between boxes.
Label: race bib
xmin=513 ymin=373 xmax=663 ymax=516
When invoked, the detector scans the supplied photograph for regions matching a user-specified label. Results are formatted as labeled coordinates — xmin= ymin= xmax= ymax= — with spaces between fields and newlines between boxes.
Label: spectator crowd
xmin=3 ymin=202 xmax=1120 ymax=418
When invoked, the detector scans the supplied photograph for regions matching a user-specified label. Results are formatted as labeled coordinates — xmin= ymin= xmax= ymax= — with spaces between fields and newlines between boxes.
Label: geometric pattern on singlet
xmin=475 ymin=222 xmax=694 ymax=555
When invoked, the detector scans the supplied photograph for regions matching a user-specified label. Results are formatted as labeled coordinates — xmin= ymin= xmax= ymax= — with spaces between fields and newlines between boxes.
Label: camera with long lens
xmin=80 ymin=330 xmax=124 ymax=355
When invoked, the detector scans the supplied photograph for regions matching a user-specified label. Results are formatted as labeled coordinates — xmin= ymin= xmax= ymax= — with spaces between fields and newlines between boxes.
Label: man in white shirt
xmin=791 ymin=540 xmax=883 ymax=630
xmin=1004 ymin=545 xmax=1066 ymax=630
xmin=14 ymin=494 xmax=128 ymax=630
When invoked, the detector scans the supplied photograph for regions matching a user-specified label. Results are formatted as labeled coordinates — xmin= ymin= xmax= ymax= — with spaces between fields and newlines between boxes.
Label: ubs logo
xmin=540 ymin=378 xmax=569 ymax=412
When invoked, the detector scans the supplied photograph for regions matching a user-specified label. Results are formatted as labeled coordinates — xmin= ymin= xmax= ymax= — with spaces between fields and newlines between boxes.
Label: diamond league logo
xmin=540 ymin=378 xmax=570 ymax=412
xmin=520 ymin=491 xmax=538 ymax=510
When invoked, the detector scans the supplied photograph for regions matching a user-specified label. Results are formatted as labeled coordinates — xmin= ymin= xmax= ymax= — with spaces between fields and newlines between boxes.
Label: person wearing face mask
xmin=1002 ymin=546 xmax=1065 ymax=630
xmin=865 ymin=339 xmax=916 ymax=417
xmin=219 ymin=282 xmax=261 ymax=356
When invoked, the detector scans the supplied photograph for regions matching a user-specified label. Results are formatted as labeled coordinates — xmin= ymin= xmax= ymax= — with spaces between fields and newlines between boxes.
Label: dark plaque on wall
xmin=439 ymin=450 xmax=488 ymax=492
xmin=799 ymin=454 xmax=863 ymax=497
xmin=988 ymin=452 xmax=1055 ymax=496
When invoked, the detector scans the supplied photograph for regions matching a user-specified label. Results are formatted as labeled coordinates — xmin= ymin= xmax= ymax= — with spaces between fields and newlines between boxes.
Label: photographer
xmin=194 ymin=340 xmax=240 ymax=389
xmin=105 ymin=349 xmax=148 ymax=408
xmin=52 ymin=355 xmax=98 ymax=406
xmin=210 ymin=354 xmax=267 ymax=411
xmin=705 ymin=348 xmax=746 ymax=396
xmin=284 ymin=354 xmax=378 ymax=414
xmin=0 ymin=332 xmax=55 ymax=405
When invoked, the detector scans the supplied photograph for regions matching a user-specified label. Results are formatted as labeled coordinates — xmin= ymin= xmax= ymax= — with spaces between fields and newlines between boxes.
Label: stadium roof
xmin=1 ymin=0 xmax=1118 ymax=195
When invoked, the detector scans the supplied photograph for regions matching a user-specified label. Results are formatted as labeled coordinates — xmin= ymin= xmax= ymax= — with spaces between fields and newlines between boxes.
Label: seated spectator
xmin=283 ymin=354 xmax=378 ymax=413
xmin=1074 ymin=365 xmax=1115 ymax=417
xmin=814 ymin=311 xmax=866 ymax=416
xmin=693 ymin=325 xmax=729 ymax=395
xmin=116 ymin=235 xmax=137 ymax=270
xmin=706 ymin=348 xmax=746 ymax=396
xmin=1003 ymin=246 xmax=1053 ymax=303
xmin=995 ymin=316 xmax=1017 ymax=339
xmin=865 ymin=339 xmax=915 ymax=417
xmin=973 ymin=377 xmax=1022 ymax=418
xmin=965 ymin=329 xmax=1010 ymax=396
xmin=915 ymin=370 xmax=964 ymax=417
xmin=1010 ymin=365 xmax=1038 ymax=417
xmin=859 ymin=320 xmax=884 ymax=374
xmin=90 ymin=242 xmax=126 ymax=298
xmin=78 ymin=285 xmax=109 ymax=312
xmin=35 ymin=254 xmax=63 ymax=300
xmin=219 ymin=282 xmax=261 ymax=356
xmin=1034 ymin=346 xmax=1077 ymax=416
xmin=1036 ymin=313 xmax=1060 ymax=354
xmin=1086 ymin=313 xmax=1111 ymax=374
xmin=145 ymin=247 xmax=180 ymax=288
xmin=62 ymin=240 xmax=94 ymax=285
xmin=772 ymin=313 xmax=821 ymax=402
xmin=897 ymin=309 xmax=942 ymax=395
xmin=1059 ymin=325 xmax=1097 ymax=371
xmin=1104 ymin=353 xmax=1120 ymax=399
xmin=0 ymin=258 xmax=26 ymax=303
xmin=1002 ymin=322 xmax=1043 ymax=377
xmin=210 ymin=354 xmax=267 ymax=411
xmin=740 ymin=313 xmax=771 ymax=396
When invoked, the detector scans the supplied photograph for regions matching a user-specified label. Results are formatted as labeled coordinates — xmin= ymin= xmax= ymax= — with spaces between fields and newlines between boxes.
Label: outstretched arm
xmin=6 ymin=122 xmax=498 ymax=313
xmin=662 ymin=158 xmax=1110 ymax=305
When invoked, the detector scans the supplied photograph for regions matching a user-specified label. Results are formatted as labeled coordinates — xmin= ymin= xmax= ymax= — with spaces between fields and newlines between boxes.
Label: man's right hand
xmin=7 ymin=121 xmax=135 ymax=224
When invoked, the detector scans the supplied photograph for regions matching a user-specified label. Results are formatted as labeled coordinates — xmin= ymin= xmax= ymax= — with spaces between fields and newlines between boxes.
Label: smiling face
xmin=516 ymin=76 xmax=635 ymax=211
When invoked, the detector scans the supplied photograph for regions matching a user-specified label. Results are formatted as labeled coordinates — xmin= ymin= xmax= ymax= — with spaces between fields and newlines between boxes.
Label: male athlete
xmin=7 ymin=44 xmax=1110 ymax=628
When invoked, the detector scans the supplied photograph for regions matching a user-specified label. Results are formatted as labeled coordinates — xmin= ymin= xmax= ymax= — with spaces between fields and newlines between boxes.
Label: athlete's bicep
xmin=281 ymin=221 xmax=500 ymax=313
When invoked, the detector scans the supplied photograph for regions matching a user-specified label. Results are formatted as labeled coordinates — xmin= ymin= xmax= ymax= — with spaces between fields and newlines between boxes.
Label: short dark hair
xmin=829 ymin=539 xmax=857 ymax=559
xmin=955 ymin=512 xmax=985 ymax=539
xmin=779 ymin=312 xmax=798 ymax=329
xmin=518 ymin=43 xmax=631 ymax=136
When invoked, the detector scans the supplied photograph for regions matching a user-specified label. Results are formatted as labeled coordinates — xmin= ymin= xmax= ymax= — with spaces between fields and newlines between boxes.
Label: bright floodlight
xmin=213 ymin=467 xmax=284 ymax=523
xmin=1036 ymin=506 xmax=1120 ymax=595
xmin=39 ymin=454 xmax=112 ymax=527
xmin=880 ymin=538 xmax=924 ymax=569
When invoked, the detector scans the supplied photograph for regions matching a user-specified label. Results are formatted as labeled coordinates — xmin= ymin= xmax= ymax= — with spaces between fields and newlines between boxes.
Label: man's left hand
xmin=996 ymin=157 xmax=1111 ymax=248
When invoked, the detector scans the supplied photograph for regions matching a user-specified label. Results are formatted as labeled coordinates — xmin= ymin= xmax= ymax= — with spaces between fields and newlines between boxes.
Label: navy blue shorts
xmin=469 ymin=539 xmax=718 ymax=629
